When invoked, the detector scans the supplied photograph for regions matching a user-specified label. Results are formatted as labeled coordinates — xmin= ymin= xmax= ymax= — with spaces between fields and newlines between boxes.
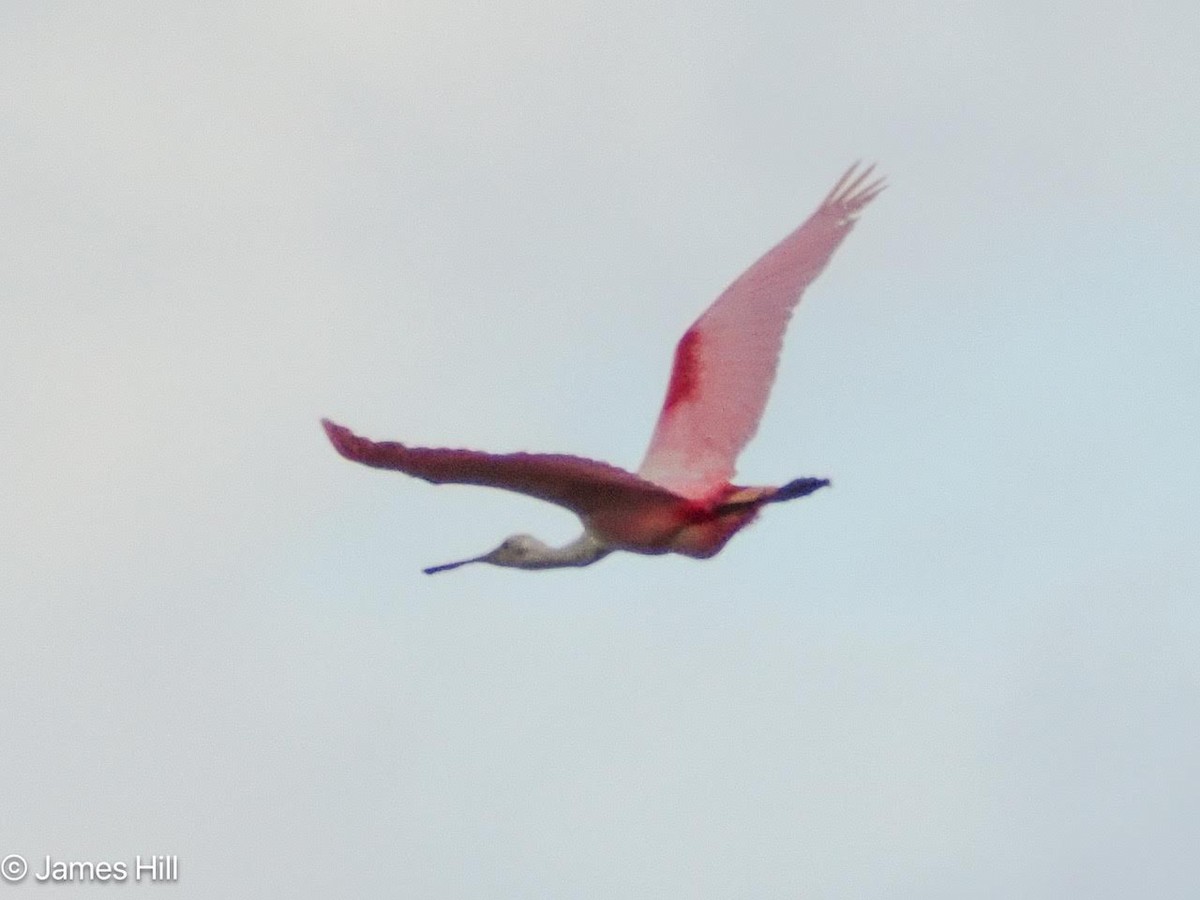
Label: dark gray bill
xmin=422 ymin=555 xmax=486 ymax=575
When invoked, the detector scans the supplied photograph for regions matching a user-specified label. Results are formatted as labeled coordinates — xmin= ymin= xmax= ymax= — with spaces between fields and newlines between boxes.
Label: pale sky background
xmin=3 ymin=1 xmax=1199 ymax=896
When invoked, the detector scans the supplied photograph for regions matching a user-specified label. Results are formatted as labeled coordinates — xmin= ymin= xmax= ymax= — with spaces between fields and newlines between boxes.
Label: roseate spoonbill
xmin=324 ymin=163 xmax=884 ymax=573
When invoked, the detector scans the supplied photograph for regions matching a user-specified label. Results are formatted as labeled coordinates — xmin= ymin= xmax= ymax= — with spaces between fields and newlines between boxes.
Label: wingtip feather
xmin=842 ymin=163 xmax=876 ymax=198
xmin=822 ymin=161 xmax=861 ymax=205
xmin=822 ymin=162 xmax=887 ymax=218
xmin=321 ymin=417 xmax=362 ymax=461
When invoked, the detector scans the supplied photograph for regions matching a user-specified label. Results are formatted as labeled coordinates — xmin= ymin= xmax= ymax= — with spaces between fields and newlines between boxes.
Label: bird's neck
xmin=526 ymin=533 xmax=611 ymax=570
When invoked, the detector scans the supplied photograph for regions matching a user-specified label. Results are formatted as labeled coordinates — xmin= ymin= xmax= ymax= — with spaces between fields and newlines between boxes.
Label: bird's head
xmin=423 ymin=534 xmax=550 ymax=575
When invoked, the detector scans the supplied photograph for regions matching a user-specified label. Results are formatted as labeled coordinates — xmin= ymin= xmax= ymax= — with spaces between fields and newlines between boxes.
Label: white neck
xmin=523 ymin=533 xmax=611 ymax=570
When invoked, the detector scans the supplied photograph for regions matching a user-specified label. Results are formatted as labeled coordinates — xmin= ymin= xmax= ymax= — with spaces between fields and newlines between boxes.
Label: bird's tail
xmin=713 ymin=477 xmax=829 ymax=514
xmin=769 ymin=477 xmax=830 ymax=503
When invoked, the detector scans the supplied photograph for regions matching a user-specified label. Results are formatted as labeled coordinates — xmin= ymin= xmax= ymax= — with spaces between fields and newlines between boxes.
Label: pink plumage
xmin=322 ymin=420 xmax=682 ymax=523
xmin=638 ymin=164 xmax=885 ymax=498
xmin=324 ymin=163 xmax=885 ymax=573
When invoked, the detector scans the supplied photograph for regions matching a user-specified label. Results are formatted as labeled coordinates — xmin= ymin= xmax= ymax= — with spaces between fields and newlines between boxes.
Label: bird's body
xmin=324 ymin=164 xmax=884 ymax=573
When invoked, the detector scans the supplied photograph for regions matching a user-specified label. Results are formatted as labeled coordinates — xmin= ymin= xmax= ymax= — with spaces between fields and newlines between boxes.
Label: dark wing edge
xmin=321 ymin=418 xmax=682 ymax=518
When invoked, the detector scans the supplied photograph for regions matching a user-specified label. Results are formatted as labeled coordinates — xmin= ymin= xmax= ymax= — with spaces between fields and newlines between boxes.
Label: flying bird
xmin=324 ymin=163 xmax=884 ymax=573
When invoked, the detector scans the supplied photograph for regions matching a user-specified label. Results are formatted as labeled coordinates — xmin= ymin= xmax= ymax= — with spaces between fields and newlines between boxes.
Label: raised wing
xmin=638 ymin=163 xmax=885 ymax=498
xmin=323 ymin=419 xmax=682 ymax=519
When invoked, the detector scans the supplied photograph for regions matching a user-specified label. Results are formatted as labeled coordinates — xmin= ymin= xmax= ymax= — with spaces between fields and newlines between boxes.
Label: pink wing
xmin=323 ymin=419 xmax=682 ymax=520
xmin=638 ymin=163 xmax=885 ymax=498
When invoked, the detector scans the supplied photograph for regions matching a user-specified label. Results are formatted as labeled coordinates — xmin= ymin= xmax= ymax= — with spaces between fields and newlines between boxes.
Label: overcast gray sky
xmin=3 ymin=1 xmax=1199 ymax=896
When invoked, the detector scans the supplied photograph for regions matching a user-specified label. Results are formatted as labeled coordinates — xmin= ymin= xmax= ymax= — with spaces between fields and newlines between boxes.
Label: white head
xmin=423 ymin=534 xmax=552 ymax=575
